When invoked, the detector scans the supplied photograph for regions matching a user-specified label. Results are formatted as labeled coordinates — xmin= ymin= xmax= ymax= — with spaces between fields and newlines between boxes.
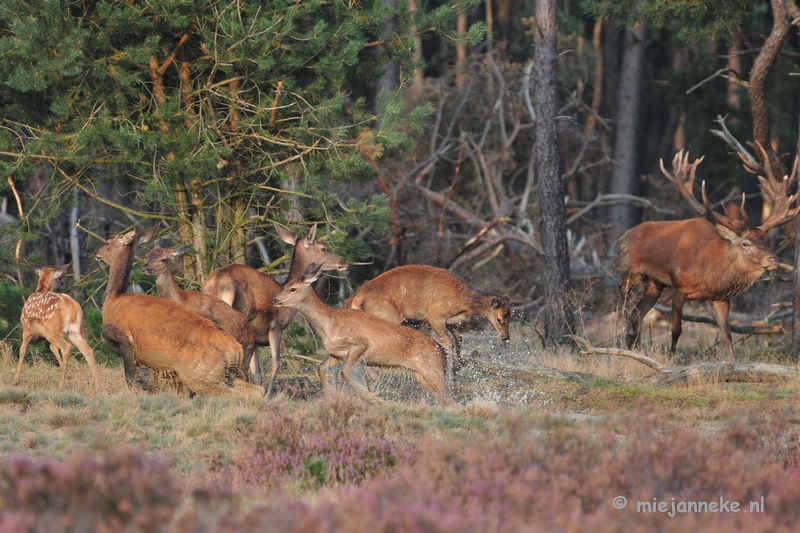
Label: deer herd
xmin=12 ymin=150 xmax=800 ymax=407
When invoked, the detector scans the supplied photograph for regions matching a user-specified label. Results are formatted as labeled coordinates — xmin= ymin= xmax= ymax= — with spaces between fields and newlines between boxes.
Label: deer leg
xmin=68 ymin=329 xmax=99 ymax=391
xmin=626 ymin=278 xmax=663 ymax=348
xmin=248 ymin=347 xmax=263 ymax=387
xmin=340 ymin=346 xmax=382 ymax=405
xmin=428 ymin=320 xmax=457 ymax=388
xmin=49 ymin=343 xmax=65 ymax=366
xmin=103 ymin=324 xmax=140 ymax=388
xmin=670 ymin=293 xmax=686 ymax=355
xmin=55 ymin=339 xmax=71 ymax=391
xmin=318 ymin=356 xmax=337 ymax=395
xmin=264 ymin=326 xmax=281 ymax=399
xmin=14 ymin=333 xmax=31 ymax=385
xmin=711 ymin=300 xmax=734 ymax=360
xmin=414 ymin=368 xmax=457 ymax=408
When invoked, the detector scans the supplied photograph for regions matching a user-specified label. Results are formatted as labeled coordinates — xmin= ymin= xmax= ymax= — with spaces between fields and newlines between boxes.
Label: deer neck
xmin=287 ymin=241 xmax=309 ymax=281
xmin=154 ymin=270 xmax=183 ymax=302
xmin=290 ymin=287 xmax=335 ymax=334
xmin=35 ymin=277 xmax=52 ymax=293
xmin=104 ymin=247 xmax=135 ymax=306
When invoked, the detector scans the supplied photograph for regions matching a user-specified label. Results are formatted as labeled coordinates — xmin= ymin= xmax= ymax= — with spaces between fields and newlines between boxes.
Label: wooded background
xmin=2 ymin=0 xmax=800 ymax=353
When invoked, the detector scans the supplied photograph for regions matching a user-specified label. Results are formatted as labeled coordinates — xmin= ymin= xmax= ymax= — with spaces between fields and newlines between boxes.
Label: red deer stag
xmin=272 ymin=263 xmax=457 ymax=408
xmin=141 ymin=243 xmax=257 ymax=382
xmin=345 ymin=265 xmax=522 ymax=383
xmin=15 ymin=263 xmax=99 ymax=390
xmin=619 ymin=150 xmax=799 ymax=359
xmin=201 ymin=223 xmax=348 ymax=397
xmin=95 ymin=226 xmax=263 ymax=397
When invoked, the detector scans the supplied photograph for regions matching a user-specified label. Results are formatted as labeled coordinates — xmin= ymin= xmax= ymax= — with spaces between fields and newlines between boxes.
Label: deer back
xmin=143 ymin=245 xmax=255 ymax=356
xmin=347 ymin=265 xmax=517 ymax=340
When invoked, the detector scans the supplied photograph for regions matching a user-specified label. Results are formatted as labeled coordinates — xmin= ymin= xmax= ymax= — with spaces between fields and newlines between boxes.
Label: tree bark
xmin=534 ymin=0 xmax=573 ymax=346
xmin=748 ymin=0 xmax=791 ymax=178
xmin=608 ymin=20 xmax=647 ymax=249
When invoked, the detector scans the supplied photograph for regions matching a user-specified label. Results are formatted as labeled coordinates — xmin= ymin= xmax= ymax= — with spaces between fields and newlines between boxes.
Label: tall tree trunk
xmin=608 ymin=20 xmax=647 ymax=249
xmin=534 ymin=0 xmax=572 ymax=346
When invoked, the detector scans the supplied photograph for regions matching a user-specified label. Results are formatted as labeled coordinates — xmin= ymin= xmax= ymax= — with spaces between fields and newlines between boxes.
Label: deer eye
xmin=742 ymin=241 xmax=751 ymax=248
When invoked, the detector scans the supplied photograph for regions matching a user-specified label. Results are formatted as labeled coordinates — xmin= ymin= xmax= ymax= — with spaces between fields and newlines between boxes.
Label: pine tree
xmin=0 ymin=0 xmax=484 ymax=278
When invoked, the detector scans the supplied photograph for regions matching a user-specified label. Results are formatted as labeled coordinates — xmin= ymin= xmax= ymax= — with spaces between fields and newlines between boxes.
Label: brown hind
xmin=95 ymin=226 xmax=262 ymax=397
xmin=273 ymin=263 xmax=456 ymax=408
xmin=201 ymin=223 xmax=348 ymax=397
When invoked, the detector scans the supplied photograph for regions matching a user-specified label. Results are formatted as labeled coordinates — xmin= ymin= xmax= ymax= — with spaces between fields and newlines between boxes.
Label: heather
xmin=1 ymin=391 xmax=800 ymax=531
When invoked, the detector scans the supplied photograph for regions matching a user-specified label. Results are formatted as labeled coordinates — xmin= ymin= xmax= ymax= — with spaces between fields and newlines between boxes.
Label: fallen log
xmin=573 ymin=337 xmax=799 ymax=386
xmin=570 ymin=336 xmax=665 ymax=371
xmin=643 ymin=361 xmax=800 ymax=386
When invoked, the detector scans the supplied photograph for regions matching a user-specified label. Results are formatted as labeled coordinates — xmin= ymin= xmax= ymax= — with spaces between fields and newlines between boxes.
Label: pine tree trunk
xmin=534 ymin=0 xmax=572 ymax=346
xmin=608 ymin=20 xmax=647 ymax=249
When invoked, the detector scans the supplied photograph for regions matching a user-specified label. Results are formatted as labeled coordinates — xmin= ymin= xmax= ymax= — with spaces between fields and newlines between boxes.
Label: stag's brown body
xmin=273 ymin=264 xmax=456 ymax=408
xmin=345 ymin=265 xmax=518 ymax=379
xmin=16 ymin=264 xmax=98 ymax=390
xmin=201 ymin=224 xmax=348 ymax=397
xmin=96 ymin=228 xmax=262 ymax=397
xmin=619 ymin=151 xmax=794 ymax=359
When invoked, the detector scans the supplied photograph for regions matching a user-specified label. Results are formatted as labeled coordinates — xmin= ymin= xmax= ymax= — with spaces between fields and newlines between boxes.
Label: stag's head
xmin=661 ymin=151 xmax=781 ymax=273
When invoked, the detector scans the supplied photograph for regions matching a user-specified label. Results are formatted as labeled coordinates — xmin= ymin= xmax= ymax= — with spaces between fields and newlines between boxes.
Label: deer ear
xmin=306 ymin=223 xmax=317 ymax=244
xmin=137 ymin=223 xmax=160 ymax=245
xmin=275 ymin=223 xmax=298 ymax=245
xmin=119 ymin=229 xmax=138 ymax=245
xmin=53 ymin=263 xmax=72 ymax=279
xmin=172 ymin=245 xmax=193 ymax=257
xmin=301 ymin=262 xmax=323 ymax=283
xmin=715 ymin=223 xmax=739 ymax=242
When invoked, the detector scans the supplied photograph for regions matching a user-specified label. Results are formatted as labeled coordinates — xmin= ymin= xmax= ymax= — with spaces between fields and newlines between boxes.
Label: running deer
xmin=272 ymin=263 xmax=457 ymax=408
xmin=16 ymin=263 xmax=99 ymax=390
xmin=619 ymin=149 xmax=799 ymax=359
xmin=141 ymin=243 xmax=257 ymax=382
xmin=201 ymin=223 xmax=348 ymax=397
xmin=95 ymin=226 xmax=263 ymax=397
xmin=345 ymin=265 xmax=522 ymax=383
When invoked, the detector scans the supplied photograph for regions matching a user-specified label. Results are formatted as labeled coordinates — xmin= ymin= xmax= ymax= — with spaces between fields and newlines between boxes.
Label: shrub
xmin=227 ymin=395 xmax=419 ymax=492
xmin=0 ymin=446 xmax=180 ymax=533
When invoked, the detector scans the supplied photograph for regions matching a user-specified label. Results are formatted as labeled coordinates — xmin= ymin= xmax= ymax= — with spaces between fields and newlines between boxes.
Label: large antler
xmin=739 ymin=142 xmax=800 ymax=233
xmin=660 ymin=151 xmax=747 ymax=232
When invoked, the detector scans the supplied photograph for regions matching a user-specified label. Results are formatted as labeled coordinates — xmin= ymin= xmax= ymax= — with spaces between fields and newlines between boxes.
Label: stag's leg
xmin=14 ymin=333 xmax=32 ymax=385
xmin=340 ymin=346 xmax=383 ymax=405
xmin=625 ymin=278 xmax=663 ymax=348
xmin=711 ymin=300 xmax=734 ymax=360
xmin=670 ymin=293 xmax=685 ymax=355
xmin=68 ymin=328 xmax=99 ymax=391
